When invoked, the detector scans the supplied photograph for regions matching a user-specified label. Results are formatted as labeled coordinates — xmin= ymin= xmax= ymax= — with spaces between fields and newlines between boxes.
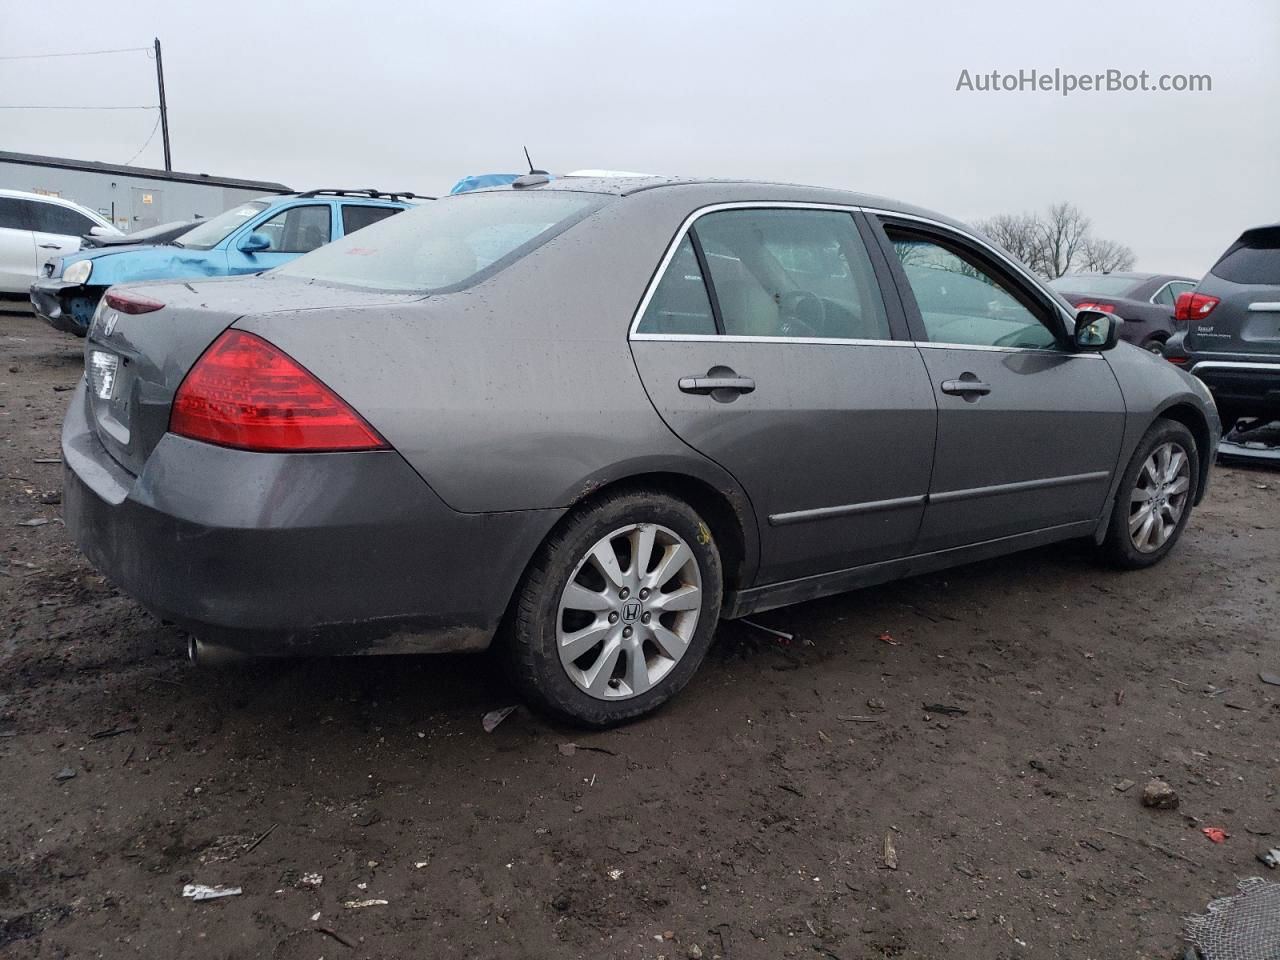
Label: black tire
xmin=505 ymin=489 xmax=723 ymax=727
xmin=1140 ymin=337 xmax=1166 ymax=355
xmin=1099 ymin=419 xmax=1199 ymax=569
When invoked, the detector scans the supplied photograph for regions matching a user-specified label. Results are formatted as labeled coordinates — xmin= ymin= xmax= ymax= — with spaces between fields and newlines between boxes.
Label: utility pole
xmin=153 ymin=37 xmax=171 ymax=171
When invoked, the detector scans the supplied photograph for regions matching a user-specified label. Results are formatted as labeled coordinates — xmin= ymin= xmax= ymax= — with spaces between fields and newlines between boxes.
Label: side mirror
xmin=238 ymin=232 xmax=270 ymax=254
xmin=1073 ymin=309 xmax=1120 ymax=352
xmin=88 ymin=225 xmax=113 ymax=238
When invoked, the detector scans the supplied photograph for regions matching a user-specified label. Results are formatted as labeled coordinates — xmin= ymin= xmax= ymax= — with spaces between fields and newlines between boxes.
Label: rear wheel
xmin=506 ymin=490 xmax=723 ymax=727
xmin=1099 ymin=419 xmax=1198 ymax=568
xmin=1140 ymin=336 xmax=1166 ymax=355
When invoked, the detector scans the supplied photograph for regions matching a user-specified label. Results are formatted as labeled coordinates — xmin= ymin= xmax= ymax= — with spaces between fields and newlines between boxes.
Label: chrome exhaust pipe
xmin=187 ymin=636 xmax=249 ymax=666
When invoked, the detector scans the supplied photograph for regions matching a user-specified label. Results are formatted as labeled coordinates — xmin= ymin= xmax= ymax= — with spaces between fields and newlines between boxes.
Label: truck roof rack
xmin=295 ymin=188 xmax=433 ymax=202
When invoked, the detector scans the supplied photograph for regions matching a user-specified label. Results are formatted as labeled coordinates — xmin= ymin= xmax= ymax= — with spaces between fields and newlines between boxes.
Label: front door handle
xmin=38 ymin=243 xmax=62 ymax=250
xmin=941 ymin=378 xmax=992 ymax=397
xmin=679 ymin=376 xmax=756 ymax=395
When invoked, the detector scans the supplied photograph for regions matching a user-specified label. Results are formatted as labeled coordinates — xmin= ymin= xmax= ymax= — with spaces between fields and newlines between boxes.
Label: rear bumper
xmin=1189 ymin=359 xmax=1280 ymax=414
xmin=61 ymin=381 xmax=562 ymax=656
xmin=30 ymin=279 xmax=93 ymax=334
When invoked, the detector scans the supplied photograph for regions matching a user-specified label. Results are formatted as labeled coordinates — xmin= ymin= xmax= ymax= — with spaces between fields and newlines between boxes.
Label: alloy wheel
xmin=1128 ymin=441 xmax=1191 ymax=553
xmin=556 ymin=523 xmax=702 ymax=700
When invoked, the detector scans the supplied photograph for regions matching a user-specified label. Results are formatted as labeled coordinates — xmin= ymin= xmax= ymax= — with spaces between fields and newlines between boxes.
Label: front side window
xmin=636 ymin=235 xmax=716 ymax=335
xmin=177 ymin=201 xmax=268 ymax=250
xmin=31 ymin=201 xmax=95 ymax=237
xmin=694 ymin=209 xmax=890 ymax=340
xmin=251 ymin=204 xmax=331 ymax=253
xmin=887 ymin=229 xmax=1057 ymax=349
xmin=275 ymin=191 xmax=604 ymax=292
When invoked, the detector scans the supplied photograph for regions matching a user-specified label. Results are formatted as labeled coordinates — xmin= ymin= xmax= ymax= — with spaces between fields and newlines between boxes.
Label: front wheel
xmin=1099 ymin=419 xmax=1199 ymax=568
xmin=506 ymin=490 xmax=723 ymax=727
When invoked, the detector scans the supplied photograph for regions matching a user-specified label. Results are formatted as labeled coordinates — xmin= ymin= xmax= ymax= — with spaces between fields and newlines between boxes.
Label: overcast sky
xmin=3 ymin=0 xmax=1276 ymax=275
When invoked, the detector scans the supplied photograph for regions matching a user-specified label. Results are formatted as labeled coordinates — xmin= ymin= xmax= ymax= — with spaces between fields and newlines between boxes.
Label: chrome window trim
xmin=1191 ymin=360 xmax=1280 ymax=373
xmin=628 ymin=200 xmax=1092 ymax=356
xmin=916 ymin=341 xmax=1100 ymax=358
xmin=629 ymin=333 xmax=915 ymax=348
xmin=1149 ymin=279 xmax=1195 ymax=306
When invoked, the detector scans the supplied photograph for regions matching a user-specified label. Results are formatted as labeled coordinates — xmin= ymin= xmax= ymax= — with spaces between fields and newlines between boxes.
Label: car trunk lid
xmin=82 ymin=276 xmax=419 ymax=476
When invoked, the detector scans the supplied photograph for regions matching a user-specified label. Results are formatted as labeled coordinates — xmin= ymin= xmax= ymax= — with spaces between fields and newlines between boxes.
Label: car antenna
xmin=513 ymin=146 xmax=551 ymax=188
xmin=523 ymin=145 xmax=548 ymax=175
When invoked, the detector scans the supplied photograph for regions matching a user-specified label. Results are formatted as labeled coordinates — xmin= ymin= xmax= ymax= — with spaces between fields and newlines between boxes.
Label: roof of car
xmin=481 ymin=175 xmax=968 ymax=230
xmin=0 ymin=187 xmax=114 ymax=228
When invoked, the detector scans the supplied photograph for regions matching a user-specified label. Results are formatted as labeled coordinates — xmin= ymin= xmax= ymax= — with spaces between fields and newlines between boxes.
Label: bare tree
xmin=975 ymin=201 xmax=1137 ymax=279
xmin=1035 ymin=202 xmax=1091 ymax=279
xmin=1078 ymin=237 xmax=1136 ymax=273
xmin=975 ymin=213 xmax=1041 ymax=270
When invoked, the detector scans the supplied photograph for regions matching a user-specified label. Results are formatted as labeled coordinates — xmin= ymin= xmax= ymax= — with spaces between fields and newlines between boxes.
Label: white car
xmin=0 ymin=188 xmax=121 ymax=307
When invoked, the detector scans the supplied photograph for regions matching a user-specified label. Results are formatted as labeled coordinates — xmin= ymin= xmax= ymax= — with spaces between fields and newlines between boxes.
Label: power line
xmin=0 ymin=105 xmax=159 ymax=110
xmin=0 ymin=46 xmax=151 ymax=62
xmin=123 ymin=114 xmax=163 ymax=166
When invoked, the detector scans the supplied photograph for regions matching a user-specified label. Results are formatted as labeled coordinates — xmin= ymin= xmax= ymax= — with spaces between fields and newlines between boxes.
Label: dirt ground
xmin=1 ymin=310 xmax=1277 ymax=960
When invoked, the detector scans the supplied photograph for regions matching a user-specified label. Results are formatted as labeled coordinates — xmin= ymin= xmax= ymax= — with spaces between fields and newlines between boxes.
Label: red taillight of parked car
xmin=1075 ymin=301 xmax=1116 ymax=313
xmin=1174 ymin=292 xmax=1220 ymax=323
xmin=104 ymin=290 xmax=165 ymax=315
xmin=170 ymin=330 xmax=389 ymax=452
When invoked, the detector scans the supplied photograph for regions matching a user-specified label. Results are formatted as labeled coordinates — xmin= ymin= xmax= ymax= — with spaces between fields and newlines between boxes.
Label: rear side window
xmin=636 ymin=236 xmax=716 ymax=335
xmin=1211 ymin=228 xmax=1280 ymax=284
xmin=252 ymin=204 xmax=331 ymax=253
xmin=342 ymin=204 xmax=400 ymax=235
xmin=0 ymin=196 xmax=32 ymax=231
xmin=694 ymin=209 xmax=890 ymax=340
xmin=276 ymin=191 xmax=604 ymax=292
xmin=30 ymin=201 xmax=95 ymax=237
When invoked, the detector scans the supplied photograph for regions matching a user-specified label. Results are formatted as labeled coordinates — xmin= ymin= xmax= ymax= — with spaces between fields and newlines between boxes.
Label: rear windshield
xmin=274 ymin=191 xmax=605 ymax=292
xmin=1049 ymin=274 xmax=1142 ymax=297
xmin=176 ymin=201 xmax=268 ymax=250
xmin=1211 ymin=227 xmax=1280 ymax=285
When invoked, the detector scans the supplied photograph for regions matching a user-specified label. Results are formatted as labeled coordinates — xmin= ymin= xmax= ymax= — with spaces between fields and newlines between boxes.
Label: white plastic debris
xmin=343 ymin=898 xmax=389 ymax=908
xmin=607 ymin=868 xmax=624 ymax=881
xmin=482 ymin=705 xmax=517 ymax=732
xmin=182 ymin=883 xmax=242 ymax=901
xmin=298 ymin=872 xmax=323 ymax=888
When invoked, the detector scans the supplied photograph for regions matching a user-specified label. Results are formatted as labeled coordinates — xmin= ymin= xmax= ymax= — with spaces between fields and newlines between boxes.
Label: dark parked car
xmin=1165 ymin=224 xmax=1280 ymax=431
xmin=1050 ymin=272 xmax=1197 ymax=353
xmin=78 ymin=218 xmax=201 ymax=249
xmin=62 ymin=177 xmax=1220 ymax=726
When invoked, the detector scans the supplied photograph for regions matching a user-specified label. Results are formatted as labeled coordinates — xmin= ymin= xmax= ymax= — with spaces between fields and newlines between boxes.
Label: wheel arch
xmin=563 ymin=470 xmax=758 ymax=593
xmin=1154 ymin=401 xmax=1213 ymax=505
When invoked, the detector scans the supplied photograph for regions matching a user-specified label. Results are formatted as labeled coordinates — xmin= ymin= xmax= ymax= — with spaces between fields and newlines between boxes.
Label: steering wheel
xmin=777 ymin=290 xmax=825 ymax=338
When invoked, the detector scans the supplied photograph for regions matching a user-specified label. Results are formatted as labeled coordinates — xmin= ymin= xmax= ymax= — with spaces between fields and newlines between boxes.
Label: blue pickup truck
xmin=31 ymin=188 xmax=424 ymax=335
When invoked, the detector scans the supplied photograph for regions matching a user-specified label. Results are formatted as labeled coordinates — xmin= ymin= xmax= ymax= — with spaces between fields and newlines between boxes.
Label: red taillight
xmin=1166 ymin=356 xmax=1188 ymax=365
xmin=1174 ymin=292 xmax=1220 ymax=323
xmin=1076 ymin=301 xmax=1116 ymax=313
xmin=170 ymin=330 xmax=388 ymax=452
xmin=104 ymin=290 xmax=165 ymax=315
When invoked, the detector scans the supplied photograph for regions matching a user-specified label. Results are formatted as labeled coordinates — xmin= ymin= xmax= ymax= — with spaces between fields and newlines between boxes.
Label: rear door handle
xmin=679 ymin=376 xmax=756 ymax=395
xmin=941 ymin=379 xmax=992 ymax=396
xmin=38 ymin=243 xmax=61 ymax=249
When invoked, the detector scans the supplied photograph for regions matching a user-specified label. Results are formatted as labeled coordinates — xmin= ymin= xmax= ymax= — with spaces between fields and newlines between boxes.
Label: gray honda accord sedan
xmin=62 ymin=176 xmax=1220 ymax=726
